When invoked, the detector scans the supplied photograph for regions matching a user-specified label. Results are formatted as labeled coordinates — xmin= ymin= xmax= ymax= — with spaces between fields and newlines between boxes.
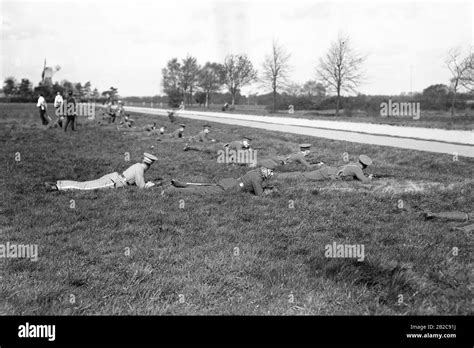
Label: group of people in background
xmin=36 ymin=91 xmax=77 ymax=132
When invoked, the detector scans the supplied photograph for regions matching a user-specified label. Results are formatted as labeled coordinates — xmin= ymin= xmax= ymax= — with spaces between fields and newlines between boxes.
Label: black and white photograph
xmin=0 ymin=0 xmax=472 ymax=345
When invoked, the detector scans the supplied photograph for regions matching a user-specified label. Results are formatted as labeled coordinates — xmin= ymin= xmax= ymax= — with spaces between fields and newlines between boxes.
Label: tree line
xmin=162 ymin=36 xmax=473 ymax=116
xmin=1 ymin=77 xmax=120 ymax=103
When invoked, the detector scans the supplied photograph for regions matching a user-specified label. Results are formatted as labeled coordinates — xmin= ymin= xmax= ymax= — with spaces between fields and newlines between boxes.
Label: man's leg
xmin=276 ymin=171 xmax=305 ymax=180
xmin=302 ymin=166 xmax=337 ymax=181
xmin=56 ymin=173 xmax=121 ymax=191
xmin=64 ymin=116 xmax=71 ymax=132
xmin=39 ymin=109 xmax=48 ymax=125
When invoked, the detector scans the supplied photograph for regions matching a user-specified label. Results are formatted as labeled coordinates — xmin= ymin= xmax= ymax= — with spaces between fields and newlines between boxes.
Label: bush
xmin=166 ymin=89 xmax=182 ymax=108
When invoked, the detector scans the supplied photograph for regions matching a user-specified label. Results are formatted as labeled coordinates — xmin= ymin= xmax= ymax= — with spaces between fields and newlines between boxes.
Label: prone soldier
xmin=183 ymin=135 xmax=251 ymax=153
xmin=166 ymin=124 xmax=186 ymax=139
xmin=45 ymin=153 xmax=159 ymax=191
xmin=276 ymin=154 xmax=373 ymax=183
xmin=270 ymin=144 xmax=323 ymax=171
xmin=165 ymin=160 xmax=277 ymax=196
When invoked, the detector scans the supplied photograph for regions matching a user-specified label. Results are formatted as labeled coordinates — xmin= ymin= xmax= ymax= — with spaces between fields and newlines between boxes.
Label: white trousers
xmin=56 ymin=172 xmax=127 ymax=191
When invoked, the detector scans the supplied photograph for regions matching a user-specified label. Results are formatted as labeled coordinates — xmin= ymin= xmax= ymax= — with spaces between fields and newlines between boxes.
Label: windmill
xmin=41 ymin=59 xmax=61 ymax=86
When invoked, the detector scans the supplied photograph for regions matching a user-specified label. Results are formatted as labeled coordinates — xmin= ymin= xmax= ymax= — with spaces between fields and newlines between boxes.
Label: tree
xmin=52 ymin=82 xmax=65 ymax=96
xmin=91 ymin=88 xmax=100 ymax=100
xmin=101 ymin=87 xmax=119 ymax=101
xmin=194 ymin=91 xmax=207 ymax=106
xmin=74 ymin=83 xmax=84 ymax=99
xmin=261 ymin=40 xmax=291 ymax=112
xmin=446 ymin=47 xmax=474 ymax=116
xmin=162 ymin=58 xmax=183 ymax=104
xmin=198 ymin=62 xmax=225 ymax=107
xmin=83 ymin=81 xmax=92 ymax=100
xmin=223 ymin=54 xmax=258 ymax=106
xmin=61 ymin=80 xmax=74 ymax=93
xmin=3 ymin=77 xmax=17 ymax=96
xmin=181 ymin=55 xmax=200 ymax=106
xmin=422 ymin=84 xmax=449 ymax=110
xmin=317 ymin=35 xmax=366 ymax=116
xmin=302 ymin=80 xmax=326 ymax=98
xmin=18 ymin=79 xmax=33 ymax=98
xmin=284 ymin=83 xmax=304 ymax=97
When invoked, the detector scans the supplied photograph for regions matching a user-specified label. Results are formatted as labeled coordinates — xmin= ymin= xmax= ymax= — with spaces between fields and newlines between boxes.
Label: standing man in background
xmin=53 ymin=92 xmax=64 ymax=128
xmin=63 ymin=91 xmax=76 ymax=132
xmin=54 ymin=92 xmax=63 ymax=111
xmin=36 ymin=93 xmax=48 ymax=125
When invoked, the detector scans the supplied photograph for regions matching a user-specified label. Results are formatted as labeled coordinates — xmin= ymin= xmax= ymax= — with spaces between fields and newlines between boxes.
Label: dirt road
xmin=125 ymin=107 xmax=474 ymax=158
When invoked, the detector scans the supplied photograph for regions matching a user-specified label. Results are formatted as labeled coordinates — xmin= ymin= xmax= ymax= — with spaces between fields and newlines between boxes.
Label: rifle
xmin=170 ymin=179 xmax=217 ymax=188
xmin=371 ymin=174 xmax=395 ymax=179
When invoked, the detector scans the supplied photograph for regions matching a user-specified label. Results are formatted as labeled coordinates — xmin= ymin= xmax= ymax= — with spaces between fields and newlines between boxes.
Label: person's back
xmin=226 ymin=141 xmax=245 ymax=151
xmin=238 ymin=169 xmax=265 ymax=195
xmin=122 ymin=162 xmax=146 ymax=188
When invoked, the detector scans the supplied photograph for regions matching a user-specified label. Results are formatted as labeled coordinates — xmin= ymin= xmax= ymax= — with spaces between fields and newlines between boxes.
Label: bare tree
xmin=223 ymin=54 xmax=258 ymax=107
xmin=446 ymin=47 xmax=474 ymax=116
xmin=317 ymin=35 xmax=366 ymax=116
xmin=261 ymin=40 xmax=291 ymax=112
xmin=198 ymin=62 xmax=225 ymax=108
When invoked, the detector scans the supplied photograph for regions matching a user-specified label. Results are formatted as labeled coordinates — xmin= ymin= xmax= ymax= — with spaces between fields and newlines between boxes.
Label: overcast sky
xmin=1 ymin=0 xmax=472 ymax=96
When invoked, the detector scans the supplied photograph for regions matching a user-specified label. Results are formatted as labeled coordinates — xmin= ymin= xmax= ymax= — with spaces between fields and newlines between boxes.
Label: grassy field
xmin=140 ymin=103 xmax=474 ymax=130
xmin=0 ymin=103 xmax=472 ymax=315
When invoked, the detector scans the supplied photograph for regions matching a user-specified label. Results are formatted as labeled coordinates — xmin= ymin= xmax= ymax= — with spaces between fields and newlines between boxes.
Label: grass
xmin=0 ymin=103 xmax=472 ymax=315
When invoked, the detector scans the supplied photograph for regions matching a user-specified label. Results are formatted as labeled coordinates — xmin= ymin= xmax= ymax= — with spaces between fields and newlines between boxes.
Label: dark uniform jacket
xmin=169 ymin=129 xmax=184 ymax=138
xmin=218 ymin=169 xmax=266 ymax=196
xmin=336 ymin=164 xmax=370 ymax=183
xmin=225 ymin=141 xmax=250 ymax=151
xmin=193 ymin=131 xmax=211 ymax=142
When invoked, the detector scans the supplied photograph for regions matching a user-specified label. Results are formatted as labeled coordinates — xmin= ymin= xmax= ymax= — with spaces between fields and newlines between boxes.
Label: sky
xmin=0 ymin=0 xmax=472 ymax=97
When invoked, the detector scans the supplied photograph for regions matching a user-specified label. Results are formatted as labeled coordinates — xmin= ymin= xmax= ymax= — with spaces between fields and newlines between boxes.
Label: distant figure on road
xmin=36 ymin=93 xmax=48 ymax=125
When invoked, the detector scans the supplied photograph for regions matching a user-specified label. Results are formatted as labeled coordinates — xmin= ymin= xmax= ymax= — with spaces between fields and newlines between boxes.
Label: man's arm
xmin=295 ymin=155 xmax=312 ymax=168
xmin=134 ymin=171 xmax=146 ymax=188
xmin=251 ymin=179 xmax=264 ymax=196
xmin=351 ymin=166 xmax=371 ymax=183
